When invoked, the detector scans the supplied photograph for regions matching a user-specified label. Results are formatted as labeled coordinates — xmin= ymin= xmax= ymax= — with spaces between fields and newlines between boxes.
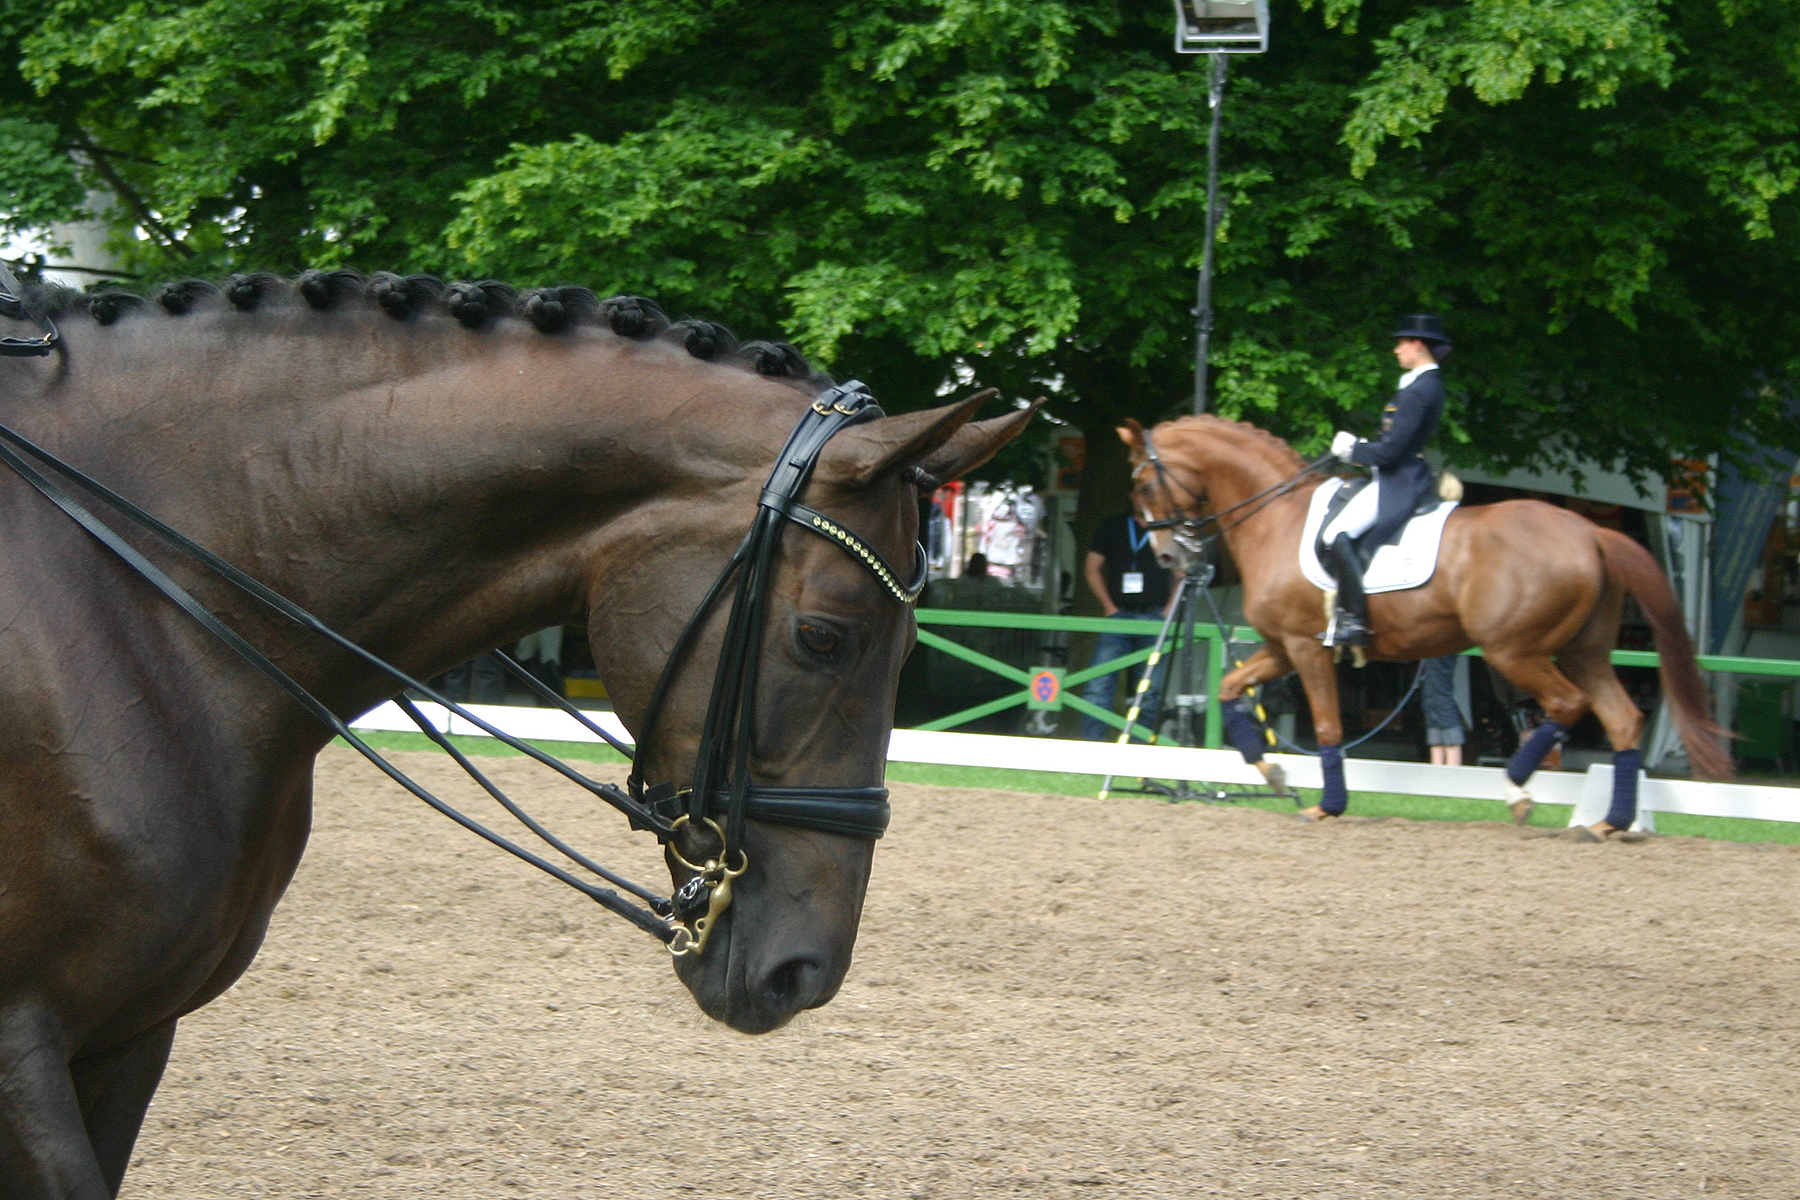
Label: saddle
xmin=1311 ymin=476 xmax=1448 ymax=568
xmin=1300 ymin=476 xmax=1458 ymax=596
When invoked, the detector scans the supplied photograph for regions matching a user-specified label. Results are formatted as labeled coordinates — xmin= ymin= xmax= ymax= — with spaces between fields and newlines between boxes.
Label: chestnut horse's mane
xmin=1165 ymin=413 xmax=1308 ymax=474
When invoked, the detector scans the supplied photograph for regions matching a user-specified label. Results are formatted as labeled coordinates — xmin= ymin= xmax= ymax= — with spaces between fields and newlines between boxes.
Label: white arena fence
xmin=349 ymin=702 xmax=1800 ymax=832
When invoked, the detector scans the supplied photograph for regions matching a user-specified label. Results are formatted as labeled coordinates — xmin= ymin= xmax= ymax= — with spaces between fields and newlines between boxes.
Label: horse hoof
xmin=1264 ymin=763 xmax=1288 ymax=797
xmin=1297 ymin=805 xmax=1337 ymax=823
xmin=1569 ymin=826 xmax=1603 ymax=843
xmin=1504 ymin=782 xmax=1534 ymax=825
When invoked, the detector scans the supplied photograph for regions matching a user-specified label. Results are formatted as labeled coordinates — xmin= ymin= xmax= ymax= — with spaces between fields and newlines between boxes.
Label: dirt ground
xmin=122 ymin=746 xmax=1800 ymax=1199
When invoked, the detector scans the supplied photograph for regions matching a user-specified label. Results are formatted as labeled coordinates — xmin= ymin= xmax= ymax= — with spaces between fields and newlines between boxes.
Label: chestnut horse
xmin=0 ymin=272 xmax=1035 ymax=1198
xmin=1121 ymin=415 xmax=1728 ymax=829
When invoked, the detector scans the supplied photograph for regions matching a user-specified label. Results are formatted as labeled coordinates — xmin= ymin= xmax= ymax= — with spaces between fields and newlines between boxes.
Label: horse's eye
xmin=797 ymin=621 xmax=840 ymax=657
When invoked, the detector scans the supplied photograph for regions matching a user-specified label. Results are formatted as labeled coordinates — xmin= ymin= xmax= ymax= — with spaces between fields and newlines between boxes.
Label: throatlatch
xmin=0 ymin=378 xmax=921 ymax=958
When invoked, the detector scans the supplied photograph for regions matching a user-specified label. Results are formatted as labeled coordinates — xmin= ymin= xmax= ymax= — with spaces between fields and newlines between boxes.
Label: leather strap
xmin=0 ymin=261 xmax=60 ymax=358
xmin=0 ymin=425 xmax=677 ymax=940
xmin=786 ymin=503 xmax=926 ymax=604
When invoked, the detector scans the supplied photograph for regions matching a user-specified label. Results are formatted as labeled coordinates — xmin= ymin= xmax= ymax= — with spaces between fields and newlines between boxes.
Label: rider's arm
xmin=1084 ymin=550 xmax=1118 ymax=616
xmin=1350 ymin=373 xmax=1444 ymax=469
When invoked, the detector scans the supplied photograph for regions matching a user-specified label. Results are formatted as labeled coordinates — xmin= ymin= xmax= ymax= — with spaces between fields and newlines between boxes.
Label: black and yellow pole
xmin=1098 ymin=574 xmax=1194 ymax=800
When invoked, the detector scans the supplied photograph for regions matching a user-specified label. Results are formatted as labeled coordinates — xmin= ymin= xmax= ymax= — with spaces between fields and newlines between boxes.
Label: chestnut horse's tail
xmin=1594 ymin=527 xmax=1733 ymax=779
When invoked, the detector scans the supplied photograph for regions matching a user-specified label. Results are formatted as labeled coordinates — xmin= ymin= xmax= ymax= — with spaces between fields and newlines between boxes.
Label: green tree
xmin=7 ymin=0 xmax=1800 ymax=534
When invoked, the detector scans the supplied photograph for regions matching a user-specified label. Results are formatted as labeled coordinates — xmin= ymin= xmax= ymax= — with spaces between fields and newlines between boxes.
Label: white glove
xmin=1330 ymin=430 xmax=1358 ymax=462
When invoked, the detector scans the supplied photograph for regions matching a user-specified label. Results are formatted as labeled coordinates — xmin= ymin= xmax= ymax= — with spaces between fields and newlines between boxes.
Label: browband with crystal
xmin=784 ymin=503 xmax=927 ymax=604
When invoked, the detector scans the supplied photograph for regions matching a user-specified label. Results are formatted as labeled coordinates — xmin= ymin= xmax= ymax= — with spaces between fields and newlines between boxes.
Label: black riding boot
xmin=1325 ymin=537 xmax=1371 ymax=647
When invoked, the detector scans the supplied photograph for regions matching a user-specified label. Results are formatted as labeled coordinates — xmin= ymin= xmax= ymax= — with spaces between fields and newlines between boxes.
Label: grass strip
xmin=339 ymin=731 xmax=1800 ymax=846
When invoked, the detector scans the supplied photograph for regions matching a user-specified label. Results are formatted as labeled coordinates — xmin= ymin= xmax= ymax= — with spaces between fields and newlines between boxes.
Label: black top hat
xmin=1392 ymin=314 xmax=1451 ymax=345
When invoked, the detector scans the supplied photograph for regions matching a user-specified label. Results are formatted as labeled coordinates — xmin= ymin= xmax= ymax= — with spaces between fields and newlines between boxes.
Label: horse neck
xmin=25 ymin=310 xmax=801 ymax=714
xmin=1166 ymin=424 xmax=1314 ymax=590
xmin=1166 ymin=424 xmax=1297 ymax=514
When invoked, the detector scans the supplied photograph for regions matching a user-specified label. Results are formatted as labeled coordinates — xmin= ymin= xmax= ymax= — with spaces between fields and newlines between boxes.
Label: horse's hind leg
xmin=1559 ymin=639 xmax=1647 ymax=836
xmin=70 ymin=1020 xmax=177 ymax=1195
xmin=0 ymin=1007 xmax=111 ymax=1199
xmin=1484 ymin=651 xmax=1591 ymax=824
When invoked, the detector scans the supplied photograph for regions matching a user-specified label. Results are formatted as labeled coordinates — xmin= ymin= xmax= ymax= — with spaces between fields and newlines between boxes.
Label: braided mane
xmin=1169 ymin=413 xmax=1307 ymax=472
xmin=18 ymin=270 xmax=829 ymax=384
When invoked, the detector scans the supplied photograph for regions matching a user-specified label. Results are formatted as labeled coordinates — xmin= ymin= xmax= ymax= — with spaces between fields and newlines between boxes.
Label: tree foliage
xmin=5 ymin=0 xmax=1799 ymax=505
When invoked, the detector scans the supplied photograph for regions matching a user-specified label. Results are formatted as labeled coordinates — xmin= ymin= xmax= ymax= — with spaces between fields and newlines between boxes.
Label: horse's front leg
xmin=1216 ymin=643 xmax=1295 ymax=795
xmin=70 ymin=1020 xmax=177 ymax=1195
xmin=0 ymin=1004 xmax=120 ymax=1200
xmin=1281 ymin=635 xmax=1348 ymax=820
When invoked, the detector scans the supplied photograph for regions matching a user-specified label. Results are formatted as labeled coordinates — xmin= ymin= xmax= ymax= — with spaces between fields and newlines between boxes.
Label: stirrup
xmin=1319 ymin=611 xmax=1369 ymax=649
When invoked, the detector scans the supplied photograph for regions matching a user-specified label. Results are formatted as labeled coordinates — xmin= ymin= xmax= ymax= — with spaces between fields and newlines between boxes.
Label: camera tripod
xmin=1096 ymin=567 xmax=1289 ymax=804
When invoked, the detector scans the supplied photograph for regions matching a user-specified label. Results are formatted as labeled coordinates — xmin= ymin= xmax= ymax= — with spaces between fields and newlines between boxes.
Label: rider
xmin=1320 ymin=314 xmax=1452 ymax=647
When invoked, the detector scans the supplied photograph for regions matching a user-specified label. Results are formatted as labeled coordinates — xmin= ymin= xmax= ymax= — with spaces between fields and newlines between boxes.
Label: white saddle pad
xmin=1300 ymin=478 xmax=1457 ymax=595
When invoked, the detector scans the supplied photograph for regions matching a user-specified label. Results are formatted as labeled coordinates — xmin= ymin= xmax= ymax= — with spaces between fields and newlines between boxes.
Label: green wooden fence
xmin=913 ymin=608 xmax=1800 ymax=749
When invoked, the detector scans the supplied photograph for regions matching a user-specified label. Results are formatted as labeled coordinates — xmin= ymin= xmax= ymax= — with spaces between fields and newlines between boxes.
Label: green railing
xmin=913 ymin=607 xmax=1800 ymax=748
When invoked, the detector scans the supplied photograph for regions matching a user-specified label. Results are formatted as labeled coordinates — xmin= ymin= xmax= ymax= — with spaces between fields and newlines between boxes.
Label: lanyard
xmin=1127 ymin=518 xmax=1149 ymax=557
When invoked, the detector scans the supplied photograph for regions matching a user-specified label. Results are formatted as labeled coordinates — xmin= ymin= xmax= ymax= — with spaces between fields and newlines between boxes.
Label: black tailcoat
xmin=1348 ymin=367 xmax=1444 ymax=547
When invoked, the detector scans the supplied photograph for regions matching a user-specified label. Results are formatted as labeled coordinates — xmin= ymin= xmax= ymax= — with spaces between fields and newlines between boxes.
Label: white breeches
xmin=1322 ymin=478 xmax=1380 ymax=544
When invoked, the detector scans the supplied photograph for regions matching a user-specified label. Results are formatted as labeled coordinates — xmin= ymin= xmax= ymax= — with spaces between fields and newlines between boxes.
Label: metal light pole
xmin=1173 ymin=0 xmax=1269 ymax=415
xmin=1193 ymin=53 xmax=1227 ymax=416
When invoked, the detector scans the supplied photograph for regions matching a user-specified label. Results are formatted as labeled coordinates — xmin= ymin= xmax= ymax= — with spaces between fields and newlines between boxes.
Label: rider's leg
xmin=1320 ymin=482 xmax=1379 ymax=647
xmin=1325 ymin=537 xmax=1372 ymax=647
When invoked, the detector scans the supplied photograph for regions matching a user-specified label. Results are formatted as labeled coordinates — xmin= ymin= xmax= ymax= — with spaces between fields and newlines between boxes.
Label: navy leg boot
xmin=1317 ymin=744 xmax=1348 ymax=817
xmin=1604 ymin=747 xmax=1643 ymax=832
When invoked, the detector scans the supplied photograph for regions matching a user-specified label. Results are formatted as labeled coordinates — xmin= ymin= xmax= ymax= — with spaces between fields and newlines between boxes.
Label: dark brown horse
xmin=1121 ymin=415 xmax=1728 ymax=828
xmin=0 ymin=273 xmax=1035 ymax=1198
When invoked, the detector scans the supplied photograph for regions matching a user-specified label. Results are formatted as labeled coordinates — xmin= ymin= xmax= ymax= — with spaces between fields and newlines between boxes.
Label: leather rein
xmin=0 ymin=271 xmax=919 ymax=958
xmin=1133 ymin=425 xmax=1333 ymax=556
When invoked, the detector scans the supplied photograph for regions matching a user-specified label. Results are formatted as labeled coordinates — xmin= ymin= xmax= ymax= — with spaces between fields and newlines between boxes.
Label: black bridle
xmin=1133 ymin=425 xmax=1333 ymax=556
xmin=0 ymin=279 xmax=921 ymax=956
xmin=620 ymin=379 xmax=924 ymax=951
xmin=0 ymin=261 xmax=61 ymax=358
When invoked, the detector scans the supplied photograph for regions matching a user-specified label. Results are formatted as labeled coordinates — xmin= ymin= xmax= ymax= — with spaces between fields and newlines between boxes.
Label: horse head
xmin=1117 ymin=417 xmax=1206 ymax=574
xmin=590 ymin=390 xmax=1040 ymax=1033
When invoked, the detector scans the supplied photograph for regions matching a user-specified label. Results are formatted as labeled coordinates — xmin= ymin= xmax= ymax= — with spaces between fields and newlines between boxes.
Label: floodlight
xmin=1173 ymin=0 xmax=1269 ymax=54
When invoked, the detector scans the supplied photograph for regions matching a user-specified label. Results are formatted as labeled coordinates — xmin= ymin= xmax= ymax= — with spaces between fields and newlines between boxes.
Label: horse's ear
xmin=1117 ymin=418 xmax=1147 ymax=459
xmin=827 ymin=391 xmax=1044 ymax=488
xmin=914 ymin=397 xmax=1047 ymax=485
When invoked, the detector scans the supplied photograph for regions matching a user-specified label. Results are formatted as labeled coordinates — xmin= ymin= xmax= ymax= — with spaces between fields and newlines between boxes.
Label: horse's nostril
xmin=761 ymin=957 xmax=823 ymax=1011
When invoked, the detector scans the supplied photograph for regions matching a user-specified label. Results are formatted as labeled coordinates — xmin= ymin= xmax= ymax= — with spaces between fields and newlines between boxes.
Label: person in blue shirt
xmin=1320 ymin=315 xmax=1452 ymax=647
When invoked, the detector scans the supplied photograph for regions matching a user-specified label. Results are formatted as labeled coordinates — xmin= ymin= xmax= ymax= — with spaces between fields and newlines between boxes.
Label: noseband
xmin=0 ymin=318 xmax=921 ymax=956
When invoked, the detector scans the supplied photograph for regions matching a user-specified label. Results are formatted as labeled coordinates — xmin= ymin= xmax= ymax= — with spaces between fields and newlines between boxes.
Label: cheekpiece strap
xmin=0 ymin=260 xmax=60 ymax=358
xmin=757 ymin=380 xmax=881 ymax=514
